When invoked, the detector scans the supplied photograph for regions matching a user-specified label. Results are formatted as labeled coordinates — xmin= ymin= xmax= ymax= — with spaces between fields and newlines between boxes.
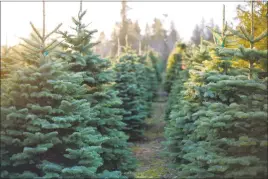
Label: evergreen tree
xmin=191 ymin=18 xmax=220 ymax=46
xmin=164 ymin=43 xmax=187 ymax=93
xmin=118 ymin=0 xmax=132 ymax=53
xmin=142 ymin=23 xmax=152 ymax=52
xmin=191 ymin=18 xmax=205 ymax=46
xmin=114 ymin=49 xmax=148 ymax=141
xmin=227 ymin=4 xmax=268 ymax=79
xmin=148 ymin=50 xmax=162 ymax=83
xmin=164 ymin=68 xmax=189 ymax=121
xmin=151 ymin=18 xmax=166 ymax=40
xmin=164 ymin=44 xmax=209 ymax=172
xmin=0 ymin=11 xmax=108 ymax=178
xmin=167 ymin=21 xmax=181 ymax=53
xmin=136 ymin=53 xmax=158 ymax=114
xmin=204 ymin=19 xmax=218 ymax=42
xmin=151 ymin=18 xmax=169 ymax=61
xmin=128 ymin=20 xmax=142 ymax=52
xmin=169 ymin=21 xmax=179 ymax=42
xmin=164 ymin=4 xmax=268 ymax=178
xmin=178 ymin=38 xmax=267 ymax=178
xmin=0 ymin=46 xmax=16 ymax=79
xmin=164 ymin=44 xmax=206 ymax=121
xmin=110 ymin=27 xmax=120 ymax=57
xmin=235 ymin=1 xmax=268 ymax=50
xmin=57 ymin=8 xmax=137 ymax=174
xmin=191 ymin=24 xmax=202 ymax=46
xmin=94 ymin=31 xmax=110 ymax=58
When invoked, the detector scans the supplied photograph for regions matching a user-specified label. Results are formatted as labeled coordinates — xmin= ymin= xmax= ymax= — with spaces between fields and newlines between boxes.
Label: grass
xmin=131 ymin=97 xmax=169 ymax=178
xmin=135 ymin=159 xmax=166 ymax=178
xmin=129 ymin=83 xmax=180 ymax=178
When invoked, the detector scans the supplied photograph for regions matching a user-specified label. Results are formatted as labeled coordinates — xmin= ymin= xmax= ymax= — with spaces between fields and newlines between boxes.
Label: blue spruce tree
xmin=1 ymin=20 xmax=107 ymax=178
xmin=56 ymin=7 xmax=137 ymax=175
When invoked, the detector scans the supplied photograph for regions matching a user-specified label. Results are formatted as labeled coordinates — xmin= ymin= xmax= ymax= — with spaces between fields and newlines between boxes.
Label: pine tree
xmin=164 ymin=44 xmax=208 ymax=171
xmin=164 ymin=3 xmax=268 ymax=178
xmin=137 ymin=53 xmax=159 ymax=115
xmin=227 ymin=2 xmax=268 ymax=79
xmin=151 ymin=18 xmax=170 ymax=61
xmin=235 ymin=1 xmax=268 ymax=50
xmin=164 ymin=43 xmax=187 ymax=93
xmin=148 ymin=50 xmax=162 ymax=83
xmin=142 ymin=23 xmax=152 ymax=52
xmin=164 ymin=52 xmax=191 ymax=121
xmin=191 ymin=24 xmax=202 ymax=46
xmin=114 ymin=48 xmax=148 ymax=141
xmin=0 ymin=6 xmax=107 ymax=178
xmin=179 ymin=40 xmax=267 ymax=178
xmin=1 ymin=46 xmax=15 ymax=79
xmin=57 ymin=7 xmax=137 ymax=174
xmin=164 ymin=43 xmax=196 ymax=121
xmin=166 ymin=21 xmax=180 ymax=53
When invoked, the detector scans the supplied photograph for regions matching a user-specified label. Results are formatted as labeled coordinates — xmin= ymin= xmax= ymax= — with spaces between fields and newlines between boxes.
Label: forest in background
xmin=2 ymin=1 xmax=267 ymax=67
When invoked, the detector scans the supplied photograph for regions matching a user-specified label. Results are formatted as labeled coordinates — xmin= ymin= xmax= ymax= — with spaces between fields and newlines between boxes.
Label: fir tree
xmin=57 ymin=7 xmax=137 ymax=174
xmin=164 ymin=45 xmax=209 ymax=165
xmin=164 ymin=4 xmax=268 ymax=178
xmin=0 ymin=9 xmax=107 ymax=178
xmin=178 ymin=43 xmax=267 ymax=178
xmin=136 ymin=53 xmax=159 ymax=115
xmin=164 ymin=67 xmax=190 ymax=121
xmin=1 ymin=46 xmax=15 ymax=79
xmin=114 ymin=49 xmax=148 ymax=141
xmin=164 ymin=43 xmax=187 ymax=93
xmin=148 ymin=50 xmax=162 ymax=83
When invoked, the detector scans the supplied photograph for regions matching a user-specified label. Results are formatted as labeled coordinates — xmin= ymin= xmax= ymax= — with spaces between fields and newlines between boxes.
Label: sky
xmin=1 ymin=1 xmax=243 ymax=46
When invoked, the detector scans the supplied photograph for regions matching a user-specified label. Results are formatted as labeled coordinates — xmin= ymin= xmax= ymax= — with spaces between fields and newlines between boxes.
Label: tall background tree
xmin=235 ymin=1 xmax=267 ymax=50
xmin=191 ymin=18 xmax=220 ymax=46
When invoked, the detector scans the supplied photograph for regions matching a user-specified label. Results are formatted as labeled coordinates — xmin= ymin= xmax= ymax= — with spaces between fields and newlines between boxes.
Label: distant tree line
xmin=94 ymin=1 xmax=222 ymax=63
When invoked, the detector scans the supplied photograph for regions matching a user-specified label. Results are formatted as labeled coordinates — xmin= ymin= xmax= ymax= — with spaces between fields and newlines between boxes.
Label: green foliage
xmin=114 ymin=50 xmax=147 ymax=141
xmin=98 ymin=170 xmax=128 ymax=179
xmin=236 ymin=1 xmax=268 ymax=50
xmin=57 ymin=10 xmax=137 ymax=175
xmin=1 ymin=22 xmax=106 ymax=178
xmin=114 ymin=48 xmax=157 ymax=141
xmin=164 ymin=44 xmax=194 ymax=121
xmin=138 ymin=54 xmax=159 ymax=107
xmin=177 ymin=74 xmax=268 ymax=178
xmin=3 ymin=2 xmax=267 ymax=179
xmin=148 ymin=50 xmax=162 ymax=83
xmin=164 ymin=69 xmax=189 ymax=121
xmin=164 ymin=46 xmax=207 ymax=163
xmin=164 ymin=26 xmax=268 ymax=178
xmin=227 ymin=2 xmax=268 ymax=78
xmin=164 ymin=43 xmax=187 ymax=93
xmin=1 ymin=46 xmax=15 ymax=79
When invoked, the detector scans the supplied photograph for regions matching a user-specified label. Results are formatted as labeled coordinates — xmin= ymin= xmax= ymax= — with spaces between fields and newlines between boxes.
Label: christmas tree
xmin=136 ymin=53 xmax=158 ymax=116
xmin=114 ymin=48 xmax=148 ymax=141
xmin=148 ymin=50 xmax=162 ymax=84
xmin=1 ymin=46 xmax=15 ymax=79
xmin=57 ymin=6 xmax=137 ymax=174
xmin=1 ymin=4 xmax=107 ymax=178
xmin=164 ymin=43 xmax=189 ymax=120
xmin=164 ymin=43 xmax=187 ymax=93
xmin=164 ymin=44 xmax=210 ymax=170
xmin=164 ymin=3 xmax=268 ymax=178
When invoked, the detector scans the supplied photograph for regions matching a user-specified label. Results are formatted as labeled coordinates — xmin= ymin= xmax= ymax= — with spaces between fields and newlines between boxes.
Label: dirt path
xmin=130 ymin=87 xmax=175 ymax=178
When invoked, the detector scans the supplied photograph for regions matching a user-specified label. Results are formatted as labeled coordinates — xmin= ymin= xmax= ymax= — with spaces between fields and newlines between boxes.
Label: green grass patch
xmin=135 ymin=160 xmax=166 ymax=178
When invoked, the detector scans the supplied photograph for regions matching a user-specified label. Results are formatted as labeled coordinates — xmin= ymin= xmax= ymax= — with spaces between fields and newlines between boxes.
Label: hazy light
xmin=1 ymin=1 xmax=241 ymax=46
